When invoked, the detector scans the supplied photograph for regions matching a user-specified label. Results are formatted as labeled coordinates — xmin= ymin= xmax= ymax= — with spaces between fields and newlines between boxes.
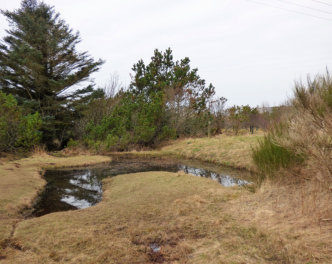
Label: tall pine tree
xmin=0 ymin=0 xmax=104 ymax=148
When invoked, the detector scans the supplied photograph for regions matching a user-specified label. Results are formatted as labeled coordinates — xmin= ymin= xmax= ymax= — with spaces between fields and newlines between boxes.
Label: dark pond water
xmin=33 ymin=157 xmax=253 ymax=216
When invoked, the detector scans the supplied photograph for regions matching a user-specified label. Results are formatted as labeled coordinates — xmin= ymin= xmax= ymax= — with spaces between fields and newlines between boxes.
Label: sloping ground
xmin=3 ymin=171 xmax=293 ymax=264
xmin=130 ymin=132 xmax=263 ymax=172
xmin=0 ymin=154 xmax=111 ymax=251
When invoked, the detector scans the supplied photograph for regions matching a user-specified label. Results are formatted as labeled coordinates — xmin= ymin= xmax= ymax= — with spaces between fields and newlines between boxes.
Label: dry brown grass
xmin=59 ymin=146 xmax=94 ymax=156
xmin=130 ymin=131 xmax=263 ymax=172
xmin=0 ymin=154 xmax=111 ymax=246
xmin=2 ymin=171 xmax=296 ymax=264
xmin=228 ymin=177 xmax=332 ymax=263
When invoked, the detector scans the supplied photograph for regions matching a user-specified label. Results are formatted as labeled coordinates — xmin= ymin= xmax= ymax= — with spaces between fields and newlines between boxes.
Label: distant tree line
xmin=0 ymin=0 xmax=281 ymax=153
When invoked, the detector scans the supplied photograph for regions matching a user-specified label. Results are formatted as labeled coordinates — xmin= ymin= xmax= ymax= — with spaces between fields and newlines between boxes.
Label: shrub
xmin=252 ymin=71 xmax=332 ymax=182
xmin=0 ymin=91 xmax=42 ymax=152
xmin=105 ymin=134 xmax=119 ymax=149
xmin=16 ymin=112 xmax=42 ymax=149
xmin=158 ymin=126 xmax=177 ymax=141
xmin=0 ymin=92 xmax=21 ymax=151
xmin=67 ymin=138 xmax=80 ymax=148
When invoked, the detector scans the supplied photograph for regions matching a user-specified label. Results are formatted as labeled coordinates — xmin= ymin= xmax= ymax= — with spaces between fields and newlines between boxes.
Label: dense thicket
xmin=0 ymin=0 xmax=103 ymax=149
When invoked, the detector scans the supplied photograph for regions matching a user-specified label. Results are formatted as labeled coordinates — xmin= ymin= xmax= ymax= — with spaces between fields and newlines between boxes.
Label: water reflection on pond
xmin=179 ymin=165 xmax=249 ymax=187
xmin=34 ymin=158 xmax=253 ymax=216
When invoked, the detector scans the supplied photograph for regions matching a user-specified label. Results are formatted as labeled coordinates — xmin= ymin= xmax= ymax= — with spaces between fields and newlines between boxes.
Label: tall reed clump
xmin=252 ymin=71 xmax=332 ymax=183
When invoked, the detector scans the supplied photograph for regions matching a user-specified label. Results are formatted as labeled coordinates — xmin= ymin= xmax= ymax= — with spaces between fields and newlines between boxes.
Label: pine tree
xmin=130 ymin=48 xmax=216 ymax=114
xmin=0 ymin=0 xmax=104 ymax=148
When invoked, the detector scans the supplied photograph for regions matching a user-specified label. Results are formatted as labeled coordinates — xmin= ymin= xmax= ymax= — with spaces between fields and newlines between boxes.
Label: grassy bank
xmin=129 ymin=132 xmax=263 ymax=172
xmin=0 ymin=153 xmax=111 ymax=246
xmin=3 ymin=171 xmax=296 ymax=263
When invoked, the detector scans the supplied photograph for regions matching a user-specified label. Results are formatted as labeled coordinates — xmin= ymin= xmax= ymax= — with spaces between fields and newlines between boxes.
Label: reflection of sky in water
xmin=69 ymin=179 xmax=101 ymax=192
xmin=61 ymin=171 xmax=102 ymax=208
xmin=61 ymin=195 xmax=92 ymax=209
xmin=178 ymin=165 xmax=249 ymax=187
xmin=69 ymin=171 xmax=102 ymax=192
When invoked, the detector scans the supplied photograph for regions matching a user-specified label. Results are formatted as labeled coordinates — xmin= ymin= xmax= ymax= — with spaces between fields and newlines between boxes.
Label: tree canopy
xmin=0 ymin=0 xmax=104 ymax=148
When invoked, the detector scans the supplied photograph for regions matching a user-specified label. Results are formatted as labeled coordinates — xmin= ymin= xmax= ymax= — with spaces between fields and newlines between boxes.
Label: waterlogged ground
xmin=34 ymin=158 xmax=253 ymax=216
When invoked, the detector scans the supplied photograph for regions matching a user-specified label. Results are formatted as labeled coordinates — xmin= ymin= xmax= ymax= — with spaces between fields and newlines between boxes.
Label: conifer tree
xmin=130 ymin=48 xmax=216 ymax=114
xmin=0 ymin=0 xmax=104 ymax=148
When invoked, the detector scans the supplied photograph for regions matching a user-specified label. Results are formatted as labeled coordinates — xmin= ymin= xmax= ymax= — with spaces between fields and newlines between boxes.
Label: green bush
xmin=158 ymin=125 xmax=177 ymax=141
xmin=16 ymin=112 xmax=42 ymax=149
xmin=0 ymin=92 xmax=21 ymax=151
xmin=118 ymin=132 xmax=132 ymax=150
xmin=85 ymin=91 xmax=164 ymax=149
xmin=0 ymin=91 xmax=42 ymax=151
xmin=67 ymin=138 xmax=79 ymax=148
xmin=105 ymin=134 xmax=119 ymax=149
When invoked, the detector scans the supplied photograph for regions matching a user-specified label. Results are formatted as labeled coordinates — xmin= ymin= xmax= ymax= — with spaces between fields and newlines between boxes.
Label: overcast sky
xmin=1 ymin=0 xmax=332 ymax=106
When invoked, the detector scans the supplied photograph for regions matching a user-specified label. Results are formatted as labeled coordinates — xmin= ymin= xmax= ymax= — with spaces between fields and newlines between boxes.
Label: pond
xmin=33 ymin=157 xmax=254 ymax=216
